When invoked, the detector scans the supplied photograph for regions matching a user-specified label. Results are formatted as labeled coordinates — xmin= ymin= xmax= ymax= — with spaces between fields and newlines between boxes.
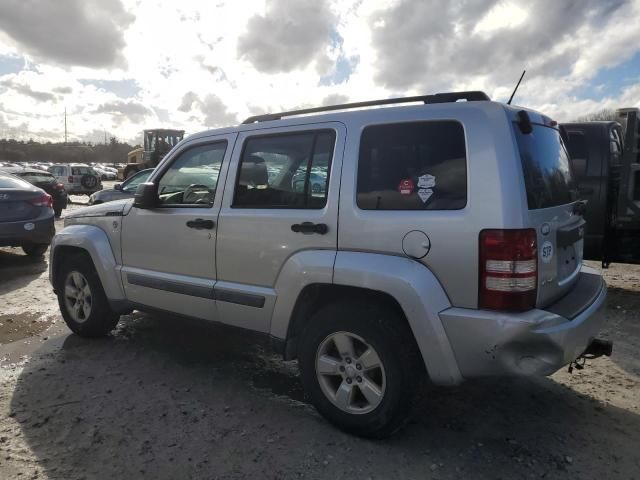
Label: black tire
xmin=80 ymin=174 xmax=98 ymax=189
xmin=22 ymin=243 xmax=49 ymax=256
xmin=299 ymin=301 xmax=423 ymax=438
xmin=55 ymin=254 xmax=120 ymax=337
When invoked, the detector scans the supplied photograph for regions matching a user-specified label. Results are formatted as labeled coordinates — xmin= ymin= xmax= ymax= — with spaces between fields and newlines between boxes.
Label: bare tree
xmin=573 ymin=108 xmax=617 ymax=122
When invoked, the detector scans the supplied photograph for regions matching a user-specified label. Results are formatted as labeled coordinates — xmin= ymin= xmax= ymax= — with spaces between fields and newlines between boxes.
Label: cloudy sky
xmin=0 ymin=0 xmax=639 ymax=144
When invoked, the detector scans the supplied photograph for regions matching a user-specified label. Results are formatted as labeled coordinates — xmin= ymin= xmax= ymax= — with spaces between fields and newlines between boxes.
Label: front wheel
xmin=55 ymin=255 xmax=120 ymax=337
xmin=299 ymin=301 xmax=423 ymax=438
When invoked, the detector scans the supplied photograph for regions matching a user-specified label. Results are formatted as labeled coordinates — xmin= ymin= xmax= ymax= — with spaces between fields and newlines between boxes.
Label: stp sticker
xmin=397 ymin=179 xmax=415 ymax=196
xmin=541 ymin=240 xmax=554 ymax=263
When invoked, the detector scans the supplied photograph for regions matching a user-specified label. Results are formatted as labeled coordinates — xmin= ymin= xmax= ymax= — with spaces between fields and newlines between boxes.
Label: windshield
xmin=514 ymin=123 xmax=577 ymax=209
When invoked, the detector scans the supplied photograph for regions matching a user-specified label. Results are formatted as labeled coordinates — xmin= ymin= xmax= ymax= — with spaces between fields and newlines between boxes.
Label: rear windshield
xmin=514 ymin=123 xmax=576 ymax=209
xmin=20 ymin=172 xmax=55 ymax=183
xmin=0 ymin=175 xmax=31 ymax=189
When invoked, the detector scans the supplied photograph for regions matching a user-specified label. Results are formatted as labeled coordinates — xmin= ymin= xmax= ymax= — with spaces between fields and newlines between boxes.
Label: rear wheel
xmin=22 ymin=243 xmax=49 ymax=256
xmin=299 ymin=301 xmax=423 ymax=438
xmin=55 ymin=254 xmax=120 ymax=337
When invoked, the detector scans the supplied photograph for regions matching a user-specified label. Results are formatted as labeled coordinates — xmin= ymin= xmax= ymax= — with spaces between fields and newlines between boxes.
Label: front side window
xmin=357 ymin=121 xmax=467 ymax=210
xmin=157 ymin=142 xmax=227 ymax=206
xmin=233 ymin=130 xmax=335 ymax=209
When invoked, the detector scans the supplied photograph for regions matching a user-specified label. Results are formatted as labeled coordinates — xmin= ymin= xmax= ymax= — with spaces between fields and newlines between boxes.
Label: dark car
xmin=0 ymin=172 xmax=55 ymax=256
xmin=561 ymin=108 xmax=640 ymax=266
xmin=1 ymin=167 xmax=68 ymax=217
xmin=89 ymin=168 xmax=153 ymax=204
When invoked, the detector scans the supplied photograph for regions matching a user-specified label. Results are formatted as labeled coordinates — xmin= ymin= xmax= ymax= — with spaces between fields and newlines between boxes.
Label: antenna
xmin=507 ymin=70 xmax=526 ymax=105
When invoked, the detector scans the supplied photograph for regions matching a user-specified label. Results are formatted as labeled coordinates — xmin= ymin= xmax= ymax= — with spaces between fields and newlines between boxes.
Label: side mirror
xmin=134 ymin=182 xmax=158 ymax=209
xmin=114 ymin=183 xmax=122 ymax=191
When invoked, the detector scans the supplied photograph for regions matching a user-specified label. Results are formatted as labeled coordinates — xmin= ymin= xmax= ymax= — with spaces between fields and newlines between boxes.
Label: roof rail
xmin=242 ymin=91 xmax=490 ymax=124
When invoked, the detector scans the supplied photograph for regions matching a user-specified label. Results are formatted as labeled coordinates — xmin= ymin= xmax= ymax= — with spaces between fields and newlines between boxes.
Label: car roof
xmin=185 ymin=99 xmax=549 ymax=143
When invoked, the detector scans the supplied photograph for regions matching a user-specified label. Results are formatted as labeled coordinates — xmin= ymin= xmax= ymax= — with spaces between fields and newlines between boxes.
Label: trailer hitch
xmin=568 ymin=339 xmax=613 ymax=373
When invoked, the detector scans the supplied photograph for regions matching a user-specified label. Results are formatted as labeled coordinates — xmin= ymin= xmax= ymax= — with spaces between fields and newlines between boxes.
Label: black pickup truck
xmin=562 ymin=108 xmax=640 ymax=266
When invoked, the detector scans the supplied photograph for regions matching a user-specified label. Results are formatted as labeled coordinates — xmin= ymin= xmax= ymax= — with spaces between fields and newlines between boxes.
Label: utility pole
xmin=64 ymin=108 xmax=68 ymax=145
xmin=104 ymin=129 xmax=107 ymax=145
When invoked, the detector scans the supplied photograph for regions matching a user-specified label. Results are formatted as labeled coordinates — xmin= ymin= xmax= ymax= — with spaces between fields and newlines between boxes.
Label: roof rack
xmin=242 ymin=91 xmax=491 ymax=124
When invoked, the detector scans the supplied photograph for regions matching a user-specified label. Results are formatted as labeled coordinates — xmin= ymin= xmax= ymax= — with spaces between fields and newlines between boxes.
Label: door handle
xmin=186 ymin=218 xmax=215 ymax=229
xmin=291 ymin=222 xmax=328 ymax=235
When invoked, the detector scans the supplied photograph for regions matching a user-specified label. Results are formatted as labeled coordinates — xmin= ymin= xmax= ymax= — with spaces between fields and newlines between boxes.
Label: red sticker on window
xmin=397 ymin=179 xmax=415 ymax=196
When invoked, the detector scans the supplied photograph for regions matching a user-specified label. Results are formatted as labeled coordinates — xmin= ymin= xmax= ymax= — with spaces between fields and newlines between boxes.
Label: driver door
xmin=120 ymin=134 xmax=236 ymax=321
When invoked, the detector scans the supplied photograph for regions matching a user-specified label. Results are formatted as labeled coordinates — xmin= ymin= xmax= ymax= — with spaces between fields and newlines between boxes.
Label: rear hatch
xmin=0 ymin=177 xmax=42 ymax=222
xmin=514 ymin=118 xmax=584 ymax=307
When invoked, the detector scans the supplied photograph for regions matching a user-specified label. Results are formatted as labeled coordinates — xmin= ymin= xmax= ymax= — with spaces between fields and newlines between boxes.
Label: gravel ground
xmin=0 ymin=190 xmax=638 ymax=479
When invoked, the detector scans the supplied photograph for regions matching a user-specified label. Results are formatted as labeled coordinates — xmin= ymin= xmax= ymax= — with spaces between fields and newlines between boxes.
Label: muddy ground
xmin=0 ymin=189 xmax=639 ymax=479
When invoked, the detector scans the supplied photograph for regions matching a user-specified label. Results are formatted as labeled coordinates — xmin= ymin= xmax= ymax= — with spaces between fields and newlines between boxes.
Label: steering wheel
xmin=183 ymin=184 xmax=212 ymax=204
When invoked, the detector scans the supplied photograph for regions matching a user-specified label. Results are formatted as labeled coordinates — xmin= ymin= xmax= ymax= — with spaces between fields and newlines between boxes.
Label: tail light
xmin=30 ymin=193 xmax=53 ymax=209
xmin=68 ymin=176 xmax=74 ymax=183
xmin=479 ymin=229 xmax=537 ymax=311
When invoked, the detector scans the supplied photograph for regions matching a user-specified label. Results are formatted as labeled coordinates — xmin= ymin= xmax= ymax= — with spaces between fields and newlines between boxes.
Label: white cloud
xmin=0 ymin=0 xmax=638 ymax=143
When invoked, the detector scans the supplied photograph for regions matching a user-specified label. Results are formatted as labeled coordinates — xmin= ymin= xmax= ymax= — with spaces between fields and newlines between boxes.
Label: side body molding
xmin=49 ymin=224 xmax=125 ymax=302
xmin=333 ymin=251 xmax=463 ymax=386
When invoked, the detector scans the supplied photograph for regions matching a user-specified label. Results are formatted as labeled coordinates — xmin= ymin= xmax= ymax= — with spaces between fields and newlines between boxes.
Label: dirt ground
xmin=0 ymin=190 xmax=639 ymax=479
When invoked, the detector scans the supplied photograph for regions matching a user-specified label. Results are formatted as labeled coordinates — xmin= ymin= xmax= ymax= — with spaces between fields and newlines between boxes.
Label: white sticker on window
xmin=417 ymin=188 xmax=433 ymax=203
xmin=417 ymin=174 xmax=436 ymax=189
xmin=541 ymin=240 xmax=554 ymax=263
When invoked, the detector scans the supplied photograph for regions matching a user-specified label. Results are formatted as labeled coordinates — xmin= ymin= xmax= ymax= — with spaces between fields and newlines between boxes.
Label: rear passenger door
xmin=215 ymin=123 xmax=345 ymax=332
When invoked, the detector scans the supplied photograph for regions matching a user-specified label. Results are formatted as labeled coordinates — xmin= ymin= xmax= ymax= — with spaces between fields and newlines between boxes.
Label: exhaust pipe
xmin=582 ymin=338 xmax=613 ymax=359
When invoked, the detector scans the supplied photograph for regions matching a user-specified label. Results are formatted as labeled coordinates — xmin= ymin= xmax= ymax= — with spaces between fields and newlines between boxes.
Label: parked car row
xmin=1 ymin=168 xmax=68 ymax=216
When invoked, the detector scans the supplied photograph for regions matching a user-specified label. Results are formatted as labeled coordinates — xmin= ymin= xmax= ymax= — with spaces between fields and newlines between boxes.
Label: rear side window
xmin=515 ymin=124 xmax=576 ymax=209
xmin=233 ymin=130 xmax=335 ymax=209
xmin=71 ymin=167 xmax=92 ymax=175
xmin=357 ymin=121 xmax=467 ymax=210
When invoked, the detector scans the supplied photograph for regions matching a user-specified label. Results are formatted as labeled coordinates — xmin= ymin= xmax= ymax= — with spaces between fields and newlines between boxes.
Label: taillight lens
xmin=30 ymin=193 xmax=53 ymax=209
xmin=479 ymin=229 xmax=537 ymax=311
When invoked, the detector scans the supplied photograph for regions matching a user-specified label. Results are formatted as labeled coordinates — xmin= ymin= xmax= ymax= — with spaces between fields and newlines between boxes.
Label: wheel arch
xmin=274 ymin=250 xmax=464 ymax=386
xmin=49 ymin=224 xmax=125 ymax=302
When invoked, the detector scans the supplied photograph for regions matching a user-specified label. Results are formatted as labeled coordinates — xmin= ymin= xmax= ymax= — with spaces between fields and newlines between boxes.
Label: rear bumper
xmin=0 ymin=213 xmax=55 ymax=247
xmin=440 ymin=266 xmax=607 ymax=378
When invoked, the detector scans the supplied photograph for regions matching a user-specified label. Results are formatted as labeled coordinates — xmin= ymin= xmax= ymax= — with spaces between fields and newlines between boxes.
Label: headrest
xmin=239 ymin=154 xmax=268 ymax=187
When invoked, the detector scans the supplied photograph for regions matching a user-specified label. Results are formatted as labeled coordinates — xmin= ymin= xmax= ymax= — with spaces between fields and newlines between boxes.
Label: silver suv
xmin=48 ymin=163 xmax=102 ymax=195
xmin=48 ymin=92 xmax=608 ymax=438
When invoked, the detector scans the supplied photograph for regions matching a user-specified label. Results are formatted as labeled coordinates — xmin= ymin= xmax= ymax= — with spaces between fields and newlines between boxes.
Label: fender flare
xmin=332 ymin=251 xmax=462 ymax=385
xmin=49 ymin=224 xmax=125 ymax=302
